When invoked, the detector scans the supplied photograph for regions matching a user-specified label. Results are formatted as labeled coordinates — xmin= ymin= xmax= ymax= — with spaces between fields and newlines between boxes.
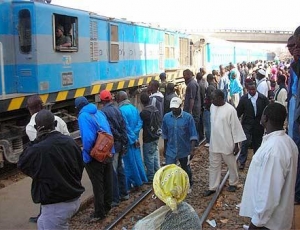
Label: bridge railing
xmin=189 ymin=28 xmax=294 ymax=35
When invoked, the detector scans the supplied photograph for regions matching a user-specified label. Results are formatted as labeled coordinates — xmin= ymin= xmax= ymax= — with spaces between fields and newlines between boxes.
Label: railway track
xmin=70 ymin=139 xmax=250 ymax=230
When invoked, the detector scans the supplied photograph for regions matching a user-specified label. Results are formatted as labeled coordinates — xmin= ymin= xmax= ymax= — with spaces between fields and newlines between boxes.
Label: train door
xmin=13 ymin=5 xmax=37 ymax=93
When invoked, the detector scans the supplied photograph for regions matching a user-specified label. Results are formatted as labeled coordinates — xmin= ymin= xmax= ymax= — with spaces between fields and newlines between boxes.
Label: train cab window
xmin=109 ymin=24 xmax=119 ymax=62
xmin=19 ymin=10 xmax=32 ymax=53
xmin=53 ymin=14 xmax=78 ymax=52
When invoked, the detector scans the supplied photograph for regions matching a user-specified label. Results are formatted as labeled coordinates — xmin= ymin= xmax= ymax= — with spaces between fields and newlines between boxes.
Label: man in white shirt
xmin=26 ymin=95 xmax=69 ymax=141
xmin=204 ymin=89 xmax=246 ymax=196
xmin=256 ymin=69 xmax=269 ymax=98
xmin=240 ymin=103 xmax=298 ymax=230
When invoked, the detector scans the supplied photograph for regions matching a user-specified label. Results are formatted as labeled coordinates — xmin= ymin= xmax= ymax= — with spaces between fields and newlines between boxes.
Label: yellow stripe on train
xmin=106 ymin=83 xmax=113 ymax=91
xmin=128 ymin=80 xmax=135 ymax=88
xmin=117 ymin=81 xmax=125 ymax=89
xmin=138 ymin=78 xmax=144 ymax=85
xmin=74 ymin=88 xmax=86 ymax=98
xmin=56 ymin=91 xmax=68 ymax=101
xmin=91 ymin=85 xmax=101 ymax=95
xmin=39 ymin=94 xmax=49 ymax=104
xmin=147 ymin=77 xmax=152 ymax=83
xmin=7 ymin=97 xmax=25 ymax=111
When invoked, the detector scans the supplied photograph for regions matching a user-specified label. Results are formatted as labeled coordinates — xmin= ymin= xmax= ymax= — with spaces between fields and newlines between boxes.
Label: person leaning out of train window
xmin=133 ymin=164 xmax=202 ymax=230
xmin=55 ymin=25 xmax=71 ymax=48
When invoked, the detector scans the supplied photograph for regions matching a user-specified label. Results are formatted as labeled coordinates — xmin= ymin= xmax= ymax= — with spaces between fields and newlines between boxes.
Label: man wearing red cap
xmin=99 ymin=90 xmax=129 ymax=207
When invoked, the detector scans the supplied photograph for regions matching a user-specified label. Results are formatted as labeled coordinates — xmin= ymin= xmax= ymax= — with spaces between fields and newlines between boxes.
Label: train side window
xmin=109 ymin=24 xmax=119 ymax=62
xmin=53 ymin=14 xmax=78 ymax=52
xmin=164 ymin=33 xmax=175 ymax=59
xmin=169 ymin=34 xmax=175 ymax=59
xmin=165 ymin=33 xmax=169 ymax=59
xmin=19 ymin=9 xmax=32 ymax=53
xmin=179 ymin=37 xmax=190 ymax=66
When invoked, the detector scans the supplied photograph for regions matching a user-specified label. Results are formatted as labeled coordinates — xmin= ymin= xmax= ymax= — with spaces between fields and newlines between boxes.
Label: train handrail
xmin=0 ymin=42 xmax=5 ymax=96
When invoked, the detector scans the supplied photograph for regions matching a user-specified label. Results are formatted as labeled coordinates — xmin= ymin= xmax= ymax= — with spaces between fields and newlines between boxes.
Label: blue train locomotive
xmin=0 ymin=0 xmax=192 ymax=166
xmin=0 ymin=0 xmax=269 ymax=167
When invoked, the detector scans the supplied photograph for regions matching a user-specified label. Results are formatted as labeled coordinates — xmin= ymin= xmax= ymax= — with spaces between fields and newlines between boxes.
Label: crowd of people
xmin=16 ymin=26 xmax=300 ymax=230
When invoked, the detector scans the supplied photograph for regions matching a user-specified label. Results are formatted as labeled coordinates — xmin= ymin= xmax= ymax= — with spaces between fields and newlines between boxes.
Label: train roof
xmin=4 ymin=0 xmax=189 ymax=35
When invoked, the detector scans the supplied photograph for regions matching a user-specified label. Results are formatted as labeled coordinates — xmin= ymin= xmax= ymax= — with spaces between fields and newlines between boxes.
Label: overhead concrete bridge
xmin=189 ymin=28 xmax=294 ymax=44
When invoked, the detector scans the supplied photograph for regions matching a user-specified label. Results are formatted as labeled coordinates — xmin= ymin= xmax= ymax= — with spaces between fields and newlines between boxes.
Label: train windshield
xmin=19 ymin=9 xmax=32 ymax=54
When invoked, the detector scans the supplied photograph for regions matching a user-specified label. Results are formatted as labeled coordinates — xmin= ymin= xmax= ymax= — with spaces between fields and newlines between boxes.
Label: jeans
xmin=143 ymin=140 xmax=160 ymax=181
xmin=293 ymin=120 xmax=300 ymax=203
xmin=112 ymin=153 xmax=128 ymax=204
xmin=288 ymin=96 xmax=296 ymax=138
xmin=38 ymin=198 xmax=80 ymax=230
xmin=85 ymin=159 xmax=113 ymax=218
xmin=203 ymin=109 xmax=211 ymax=143
xmin=165 ymin=155 xmax=193 ymax=186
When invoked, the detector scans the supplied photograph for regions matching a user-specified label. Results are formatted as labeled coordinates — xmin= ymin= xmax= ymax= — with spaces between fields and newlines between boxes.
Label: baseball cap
xmin=99 ymin=89 xmax=112 ymax=101
xmin=170 ymin=97 xmax=182 ymax=109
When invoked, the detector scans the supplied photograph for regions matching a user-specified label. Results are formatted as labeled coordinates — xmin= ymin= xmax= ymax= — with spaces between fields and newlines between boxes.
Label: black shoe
xmin=227 ymin=185 xmax=237 ymax=192
xmin=29 ymin=216 xmax=39 ymax=223
xmin=204 ymin=190 xmax=216 ymax=197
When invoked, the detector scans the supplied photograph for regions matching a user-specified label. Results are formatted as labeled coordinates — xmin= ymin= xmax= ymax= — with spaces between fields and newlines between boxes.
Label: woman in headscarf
xmin=133 ymin=164 xmax=201 ymax=230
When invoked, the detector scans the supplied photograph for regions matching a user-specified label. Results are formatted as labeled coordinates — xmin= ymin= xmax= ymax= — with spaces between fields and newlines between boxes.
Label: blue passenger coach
xmin=195 ymin=36 xmax=268 ymax=71
xmin=0 ymin=0 xmax=191 ymax=166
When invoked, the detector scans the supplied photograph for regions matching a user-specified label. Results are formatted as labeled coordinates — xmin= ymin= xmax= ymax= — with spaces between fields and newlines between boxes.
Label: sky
xmin=51 ymin=0 xmax=300 ymax=32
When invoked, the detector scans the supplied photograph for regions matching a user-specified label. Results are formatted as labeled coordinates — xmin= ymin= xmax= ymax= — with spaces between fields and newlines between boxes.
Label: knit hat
xmin=159 ymin=72 xmax=166 ymax=79
xmin=75 ymin=96 xmax=89 ymax=111
xmin=99 ymin=89 xmax=112 ymax=101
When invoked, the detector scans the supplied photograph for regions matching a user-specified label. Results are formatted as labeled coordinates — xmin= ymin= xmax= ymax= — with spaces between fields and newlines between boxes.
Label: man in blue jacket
xmin=75 ymin=96 xmax=114 ymax=222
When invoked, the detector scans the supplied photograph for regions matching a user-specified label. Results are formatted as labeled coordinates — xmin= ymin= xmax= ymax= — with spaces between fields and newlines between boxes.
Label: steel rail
xmin=104 ymin=138 xmax=207 ymax=230
xmin=199 ymin=150 xmax=241 ymax=227
xmin=104 ymin=188 xmax=153 ymax=230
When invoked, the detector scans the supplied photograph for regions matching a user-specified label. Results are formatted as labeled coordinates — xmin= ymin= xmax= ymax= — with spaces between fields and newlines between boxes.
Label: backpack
xmin=144 ymin=105 xmax=162 ymax=139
